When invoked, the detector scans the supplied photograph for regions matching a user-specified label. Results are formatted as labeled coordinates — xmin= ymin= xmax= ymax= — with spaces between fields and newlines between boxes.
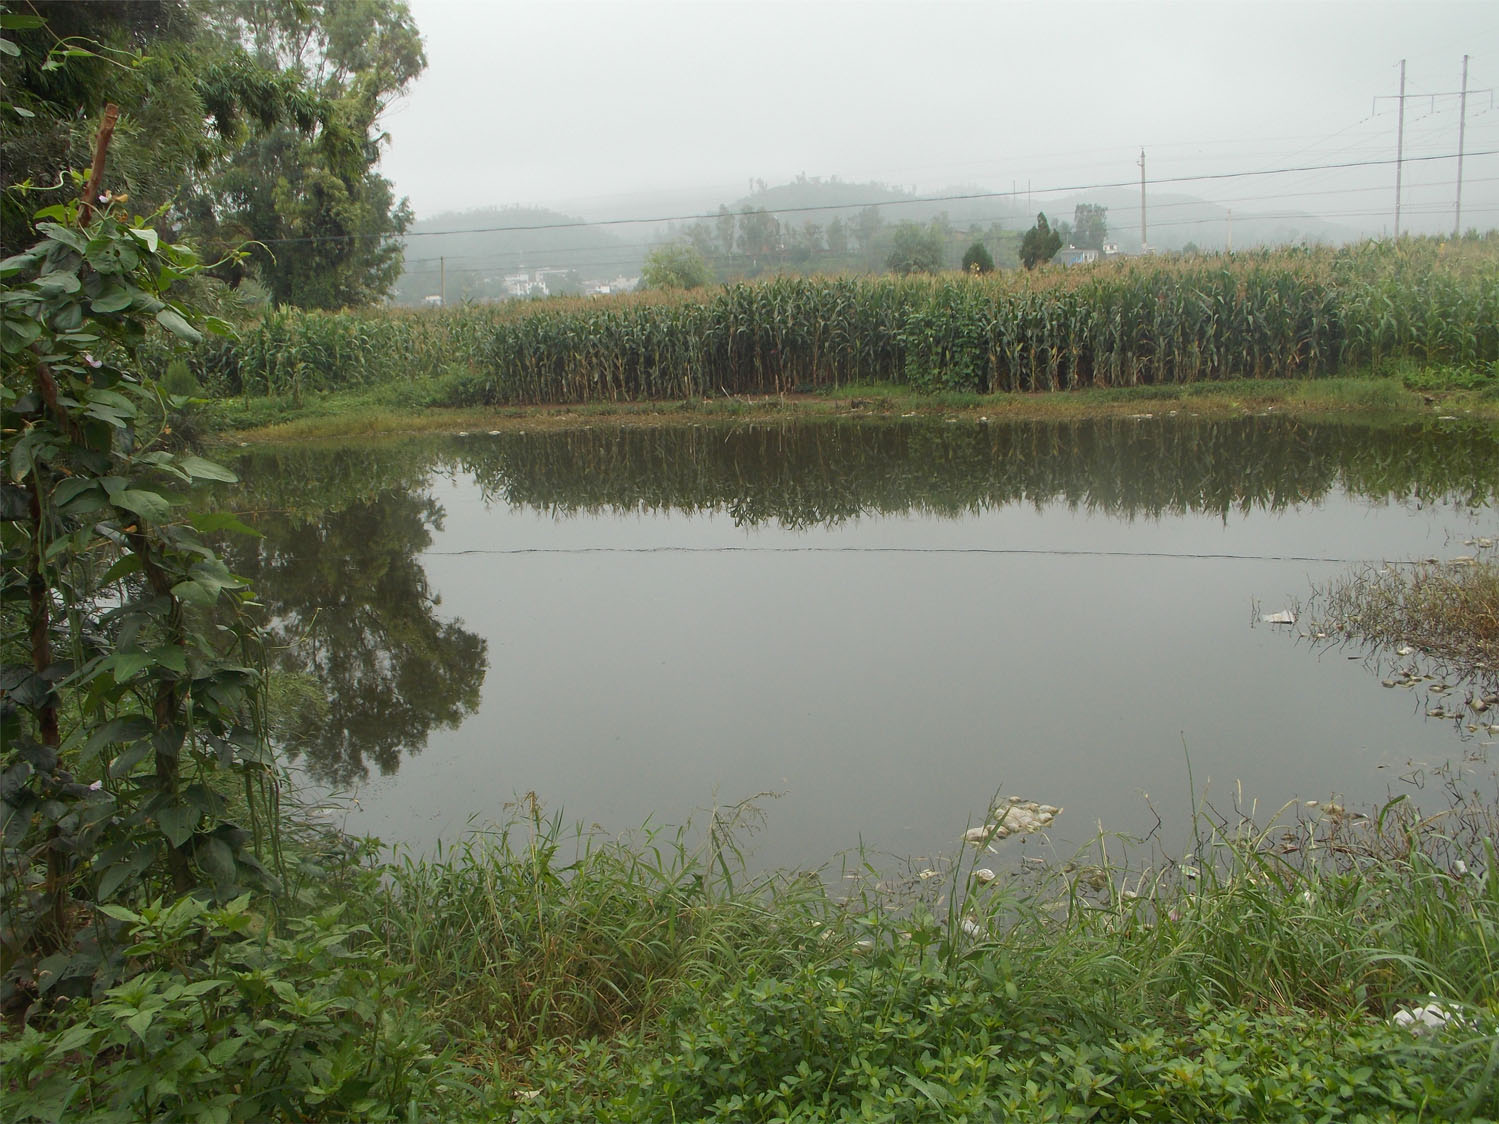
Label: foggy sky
xmin=380 ymin=0 xmax=1499 ymax=238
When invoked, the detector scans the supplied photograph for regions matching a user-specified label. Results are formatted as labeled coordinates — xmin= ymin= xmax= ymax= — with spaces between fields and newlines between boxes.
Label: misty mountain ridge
xmin=392 ymin=177 xmax=1373 ymax=303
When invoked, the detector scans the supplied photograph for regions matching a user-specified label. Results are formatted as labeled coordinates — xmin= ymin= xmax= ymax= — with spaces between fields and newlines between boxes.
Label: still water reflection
xmin=226 ymin=416 xmax=1498 ymax=871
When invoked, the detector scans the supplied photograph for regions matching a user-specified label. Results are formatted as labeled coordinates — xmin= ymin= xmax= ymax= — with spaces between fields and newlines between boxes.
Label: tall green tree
xmin=194 ymin=0 xmax=425 ymax=308
xmin=1019 ymin=211 xmax=1062 ymax=269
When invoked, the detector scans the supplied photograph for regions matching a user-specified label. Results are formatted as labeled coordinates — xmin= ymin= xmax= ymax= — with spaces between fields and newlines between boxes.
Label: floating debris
xmin=1261 ymin=610 xmax=1296 ymax=625
xmin=963 ymin=799 xmax=1062 ymax=845
xmin=973 ymin=868 xmax=997 ymax=884
xmin=959 ymin=916 xmax=985 ymax=939
xmin=1396 ymin=645 xmax=1414 ymax=657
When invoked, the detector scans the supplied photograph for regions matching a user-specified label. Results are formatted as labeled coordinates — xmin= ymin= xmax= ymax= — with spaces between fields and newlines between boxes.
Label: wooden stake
xmin=78 ymin=102 xmax=119 ymax=226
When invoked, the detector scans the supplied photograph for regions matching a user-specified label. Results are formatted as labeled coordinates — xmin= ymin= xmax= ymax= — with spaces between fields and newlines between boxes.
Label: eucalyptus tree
xmin=195 ymin=0 xmax=426 ymax=307
xmin=0 ymin=0 xmax=425 ymax=308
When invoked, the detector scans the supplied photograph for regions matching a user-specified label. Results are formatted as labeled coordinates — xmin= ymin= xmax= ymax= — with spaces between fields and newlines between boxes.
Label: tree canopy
xmin=961 ymin=240 xmax=995 ymax=274
xmin=642 ymin=244 xmax=713 ymax=290
xmin=886 ymin=221 xmax=944 ymax=275
xmin=0 ymin=0 xmax=425 ymax=308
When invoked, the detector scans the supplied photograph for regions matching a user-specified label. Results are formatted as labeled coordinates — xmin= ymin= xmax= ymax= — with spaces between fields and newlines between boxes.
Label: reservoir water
xmin=222 ymin=414 xmax=1498 ymax=873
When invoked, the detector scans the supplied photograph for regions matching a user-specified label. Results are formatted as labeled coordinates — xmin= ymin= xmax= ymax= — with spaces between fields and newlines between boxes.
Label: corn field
xmin=190 ymin=235 xmax=1499 ymax=405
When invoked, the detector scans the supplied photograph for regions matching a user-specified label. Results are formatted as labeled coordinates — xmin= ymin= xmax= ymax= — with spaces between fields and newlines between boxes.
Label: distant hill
xmin=730 ymin=176 xmax=1030 ymax=230
xmin=389 ymin=179 xmax=1372 ymax=302
xmin=391 ymin=206 xmax=642 ymax=305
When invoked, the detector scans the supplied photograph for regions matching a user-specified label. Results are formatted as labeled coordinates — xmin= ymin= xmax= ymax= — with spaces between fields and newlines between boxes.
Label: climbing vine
xmin=1 ymin=113 xmax=276 ymax=1016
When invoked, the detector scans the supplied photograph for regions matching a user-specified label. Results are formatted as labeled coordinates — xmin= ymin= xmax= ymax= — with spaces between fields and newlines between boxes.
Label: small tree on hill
xmin=961 ymin=241 xmax=995 ymax=274
xmin=1019 ymin=212 xmax=1062 ymax=270
xmin=642 ymin=245 xmax=713 ymax=290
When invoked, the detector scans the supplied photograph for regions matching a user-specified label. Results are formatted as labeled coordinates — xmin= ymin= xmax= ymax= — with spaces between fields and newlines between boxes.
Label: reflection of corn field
xmin=196 ymin=236 xmax=1499 ymax=404
xmin=439 ymin=415 xmax=1499 ymax=528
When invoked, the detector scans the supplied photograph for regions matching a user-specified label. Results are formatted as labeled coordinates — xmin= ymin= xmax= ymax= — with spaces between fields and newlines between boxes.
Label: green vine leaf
xmin=155 ymin=306 xmax=201 ymax=343
xmin=175 ymin=455 xmax=238 ymax=483
xmin=110 ymin=488 xmax=172 ymax=522
xmin=157 ymin=803 xmax=199 ymax=848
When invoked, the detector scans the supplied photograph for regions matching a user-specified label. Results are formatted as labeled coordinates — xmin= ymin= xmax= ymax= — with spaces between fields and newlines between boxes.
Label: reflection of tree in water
xmin=222 ymin=451 xmax=487 ymax=786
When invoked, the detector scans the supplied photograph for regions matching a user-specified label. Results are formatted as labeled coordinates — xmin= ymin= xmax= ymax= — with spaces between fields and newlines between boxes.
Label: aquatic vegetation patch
xmin=1304 ymin=547 xmax=1499 ymax=693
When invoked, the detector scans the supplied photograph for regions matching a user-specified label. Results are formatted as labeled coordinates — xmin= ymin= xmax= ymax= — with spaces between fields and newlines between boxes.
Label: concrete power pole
xmin=1455 ymin=54 xmax=1470 ymax=237
xmin=1394 ymin=59 xmax=1406 ymax=239
xmin=1138 ymin=148 xmax=1147 ymax=252
xmin=439 ymin=256 xmax=446 ymax=307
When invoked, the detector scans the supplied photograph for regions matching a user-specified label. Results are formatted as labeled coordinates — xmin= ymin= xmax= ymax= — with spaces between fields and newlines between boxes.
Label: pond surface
xmin=223 ymin=415 xmax=1499 ymax=873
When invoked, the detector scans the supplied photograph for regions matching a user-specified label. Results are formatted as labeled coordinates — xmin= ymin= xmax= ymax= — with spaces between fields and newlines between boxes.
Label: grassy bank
xmin=175 ymin=237 xmax=1499 ymax=415
xmin=204 ymin=366 xmax=1499 ymax=446
xmin=6 ymin=788 xmax=1498 ymax=1122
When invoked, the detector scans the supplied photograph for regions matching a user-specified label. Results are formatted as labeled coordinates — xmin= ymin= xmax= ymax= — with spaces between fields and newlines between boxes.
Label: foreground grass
xmin=7 ymin=789 xmax=1498 ymax=1122
xmin=205 ymin=364 xmax=1499 ymax=447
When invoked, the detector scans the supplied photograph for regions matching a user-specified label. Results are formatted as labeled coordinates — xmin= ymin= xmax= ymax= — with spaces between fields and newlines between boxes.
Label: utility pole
xmin=1372 ymin=62 xmax=1492 ymax=239
xmin=1455 ymin=54 xmax=1469 ymax=237
xmin=1394 ymin=59 xmax=1406 ymax=239
xmin=1226 ymin=208 xmax=1232 ymax=253
xmin=439 ymin=256 xmax=446 ymax=307
xmin=1138 ymin=148 xmax=1147 ymax=252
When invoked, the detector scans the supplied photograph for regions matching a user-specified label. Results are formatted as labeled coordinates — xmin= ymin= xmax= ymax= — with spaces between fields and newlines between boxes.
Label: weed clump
xmin=1309 ymin=552 xmax=1499 ymax=691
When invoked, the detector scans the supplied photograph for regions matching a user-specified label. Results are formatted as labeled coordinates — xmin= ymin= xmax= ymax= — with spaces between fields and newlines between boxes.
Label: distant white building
xmin=1057 ymin=246 xmax=1100 ymax=266
xmin=422 ymin=294 xmax=442 ymax=307
xmin=503 ymin=272 xmax=548 ymax=298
